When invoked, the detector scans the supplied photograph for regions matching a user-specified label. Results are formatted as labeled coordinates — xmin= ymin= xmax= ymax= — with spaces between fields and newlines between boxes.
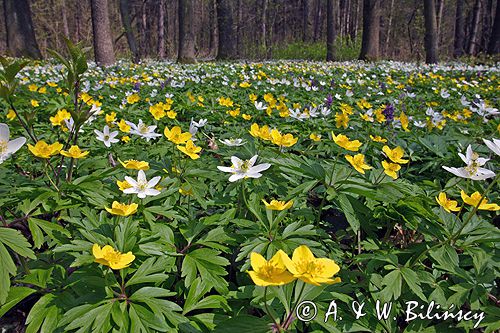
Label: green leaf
xmin=400 ymin=267 xmax=426 ymax=301
xmin=213 ymin=315 xmax=271 ymax=333
xmin=126 ymin=257 xmax=170 ymax=287
xmin=181 ymin=248 xmax=230 ymax=294
xmin=335 ymin=193 xmax=366 ymax=234
xmin=0 ymin=228 xmax=36 ymax=259
xmin=381 ymin=269 xmax=402 ymax=301
xmin=0 ymin=286 xmax=36 ymax=317
xmin=0 ymin=242 xmax=17 ymax=304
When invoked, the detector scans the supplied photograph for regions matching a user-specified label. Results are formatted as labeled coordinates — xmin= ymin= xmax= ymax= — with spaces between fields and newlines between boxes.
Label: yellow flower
xmin=270 ymin=129 xmax=298 ymax=148
xmin=117 ymin=179 xmax=132 ymax=191
xmin=60 ymin=145 xmax=89 ymax=159
xmin=399 ymin=111 xmax=410 ymax=132
xmin=460 ymin=191 xmax=500 ymax=211
xmin=179 ymin=186 xmax=193 ymax=196
xmin=242 ymin=114 xmax=252 ymax=120
xmin=309 ymin=133 xmax=321 ymax=142
xmin=118 ymin=119 xmax=131 ymax=133
xmin=435 ymin=192 xmax=460 ymax=213
xmin=167 ymin=110 xmax=177 ymax=119
xmin=345 ymin=154 xmax=372 ymax=174
xmin=282 ymin=245 xmax=341 ymax=286
xmin=382 ymin=146 xmax=409 ymax=164
xmin=31 ymin=99 xmax=39 ymax=107
xmin=121 ymin=135 xmax=130 ymax=143
xmin=177 ymin=140 xmax=201 ymax=159
xmin=247 ymin=250 xmax=296 ymax=286
xmin=127 ymin=93 xmax=140 ymax=104
xmin=92 ymin=244 xmax=135 ymax=270
xmin=50 ymin=109 xmax=71 ymax=126
xmin=369 ymin=135 xmax=387 ymax=143
xmin=164 ymin=126 xmax=191 ymax=144
xmin=105 ymin=112 xmax=117 ymax=123
xmin=105 ymin=201 xmax=138 ymax=216
xmin=149 ymin=104 xmax=166 ymax=120
xmin=249 ymin=123 xmax=261 ymax=138
xmin=28 ymin=140 xmax=63 ymax=158
xmin=249 ymin=94 xmax=258 ymax=102
xmin=239 ymin=82 xmax=251 ymax=88
xmin=335 ymin=112 xmax=349 ymax=129
xmin=331 ymin=133 xmax=362 ymax=151
xmin=382 ymin=160 xmax=401 ymax=179
xmin=7 ymin=109 xmax=16 ymax=121
xmin=262 ymin=199 xmax=293 ymax=211
xmin=28 ymin=84 xmax=38 ymax=92
xmin=120 ymin=159 xmax=150 ymax=170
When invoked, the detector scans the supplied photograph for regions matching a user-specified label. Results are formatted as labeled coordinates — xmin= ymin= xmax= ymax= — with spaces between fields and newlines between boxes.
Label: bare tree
xmin=359 ymin=0 xmax=380 ymax=60
xmin=216 ymin=0 xmax=235 ymax=59
xmin=3 ymin=0 xmax=42 ymax=58
xmin=326 ymin=0 xmax=336 ymax=61
xmin=119 ymin=0 xmax=139 ymax=63
xmin=178 ymin=0 xmax=196 ymax=63
xmin=487 ymin=0 xmax=500 ymax=54
xmin=424 ymin=0 xmax=439 ymax=63
xmin=454 ymin=0 xmax=465 ymax=57
xmin=158 ymin=0 xmax=166 ymax=59
xmin=467 ymin=0 xmax=482 ymax=55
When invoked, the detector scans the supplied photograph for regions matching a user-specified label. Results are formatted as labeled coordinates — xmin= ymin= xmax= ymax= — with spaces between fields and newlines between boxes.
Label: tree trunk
xmin=436 ymin=0 xmax=444 ymax=42
xmin=61 ymin=2 xmax=70 ymax=38
xmin=487 ymin=0 xmax=500 ymax=54
xmin=424 ymin=0 xmax=439 ymax=63
xmin=216 ymin=0 xmax=235 ymax=59
xmin=236 ymin=0 xmax=242 ymax=57
xmin=384 ymin=0 xmax=395 ymax=53
xmin=158 ymin=0 xmax=166 ymax=59
xmin=358 ymin=0 xmax=380 ymax=60
xmin=454 ymin=0 xmax=465 ymax=57
xmin=350 ymin=0 xmax=360 ymax=42
xmin=302 ymin=0 xmax=310 ymax=42
xmin=3 ymin=0 xmax=42 ymax=59
xmin=261 ymin=0 xmax=267 ymax=56
xmin=467 ymin=0 xmax=482 ymax=55
xmin=326 ymin=0 xmax=336 ymax=61
xmin=178 ymin=0 xmax=196 ymax=63
xmin=91 ymin=0 xmax=115 ymax=66
xmin=119 ymin=0 xmax=139 ymax=63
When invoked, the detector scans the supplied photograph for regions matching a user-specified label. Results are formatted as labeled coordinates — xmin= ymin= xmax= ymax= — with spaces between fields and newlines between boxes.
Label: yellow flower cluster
xmin=247 ymin=245 xmax=341 ymax=287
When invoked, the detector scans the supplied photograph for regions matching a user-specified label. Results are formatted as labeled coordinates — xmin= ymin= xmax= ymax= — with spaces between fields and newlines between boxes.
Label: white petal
xmin=7 ymin=137 xmax=26 ymax=154
xmin=483 ymin=138 xmax=500 ymax=156
xmin=137 ymin=191 xmax=146 ymax=199
xmin=144 ymin=189 xmax=160 ymax=196
xmin=0 ymin=123 xmax=10 ymax=141
xmin=228 ymin=174 xmax=244 ymax=182
xmin=147 ymin=176 xmax=161 ymax=187
xmin=217 ymin=166 xmax=235 ymax=173
xmin=123 ymin=188 xmax=138 ymax=194
xmin=137 ymin=170 xmax=147 ymax=182
xmin=249 ymin=163 xmax=271 ymax=173
xmin=442 ymin=166 xmax=468 ymax=178
xmin=246 ymin=172 xmax=263 ymax=179
xmin=230 ymin=156 xmax=242 ymax=167
xmin=124 ymin=176 xmax=138 ymax=187
xmin=248 ymin=155 xmax=258 ymax=167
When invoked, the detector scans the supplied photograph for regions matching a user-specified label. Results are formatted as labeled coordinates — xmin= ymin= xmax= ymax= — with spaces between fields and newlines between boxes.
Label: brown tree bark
xmin=3 ymin=0 xmax=42 ymax=59
xmin=454 ymin=0 xmax=465 ymax=57
xmin=91 ymin=0 xmax=115 ymax=66
xmin=436 ymin=0 xmax=444 ymax=42
xmin=216 ymin=0 xmax=235 ymax=59
xmin=158 ymin=0 xmax=166 ymax=59
xmin=302 ymin=0 xmax=310 ymax=42
xmin=487 ymin=0 xmax=500 ymax=54
xmin=326 ymin=0 xmax=336 ymax=61
xmin=358 ymin=0 xmax=380 ymax=60
xmin=261 ymin=0 xmax=268 ymax=55
xmin=61 ymin=2 xmax=70 ymax=38
xmin=119 ymin=0 xmax=139 ymax=63
xmin=467 ymin=0 xmax=482 ymax=55
xmin=177 ymin=0 xmax=196 ymax=63
xmin=424 ymin=0 xmax=439 ymax=63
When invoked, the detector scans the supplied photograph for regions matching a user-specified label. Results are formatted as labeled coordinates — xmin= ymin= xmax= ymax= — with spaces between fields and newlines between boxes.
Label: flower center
xmin=104 ymin=135 xmax=110 ymax=141
xmin=137 ymin=180 xmax=148 ymax=191
xmin=0 ymin=140 xmax=7 ymax=154
xmin=104 ymin=249 xmax=122 ymax=263
xmin=138 ymin=124 xmax=149 ymax=134
xmin=239 ymin=160 xmax=250 ymax=172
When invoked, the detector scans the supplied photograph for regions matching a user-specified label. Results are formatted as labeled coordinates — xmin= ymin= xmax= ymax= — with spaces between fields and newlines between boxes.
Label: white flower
xmin=442 ymin=145 xmax=495 ymax=180
xmin=217 ymin=155 xmax=271 ymax=182
xmin=254 ymin=101 xmax=267 ymax=111
xmin=191 ymin=118 xmax=207 ymax=128
xmin=219 ymin=138 xmax=246 ymax=147
xmin=123 ymin=170 xmax=161 ymax=199
xmin=127 ymin=119 xmax=162 ymax=141
xmin=483 ymin=138 xmax=500 ymax=156
xmin=440 ymin=89 xmax=450 ymax=98
xmin=0 ymin=123 xmax=26 ymax=164
xmin=94 ymin=125 xmax=119 ymax=148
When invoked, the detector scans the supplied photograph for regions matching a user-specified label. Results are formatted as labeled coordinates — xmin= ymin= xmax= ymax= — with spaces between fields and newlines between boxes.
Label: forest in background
xmin=1 ymin=0 xmax=499 ymax=64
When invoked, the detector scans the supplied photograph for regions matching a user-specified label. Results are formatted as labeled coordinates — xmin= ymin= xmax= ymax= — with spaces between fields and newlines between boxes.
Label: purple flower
xmin=382 ymin=104 xmax=394 ymax=123
xmin=133 ymin=82 xmax=141 ymax=91
xmin=325 ymin=94 xmax=333 ymax=107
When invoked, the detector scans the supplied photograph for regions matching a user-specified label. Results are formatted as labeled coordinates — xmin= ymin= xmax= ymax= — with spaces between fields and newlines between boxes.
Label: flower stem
xmin=263 ymin=287 xmax=279 ymax=328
